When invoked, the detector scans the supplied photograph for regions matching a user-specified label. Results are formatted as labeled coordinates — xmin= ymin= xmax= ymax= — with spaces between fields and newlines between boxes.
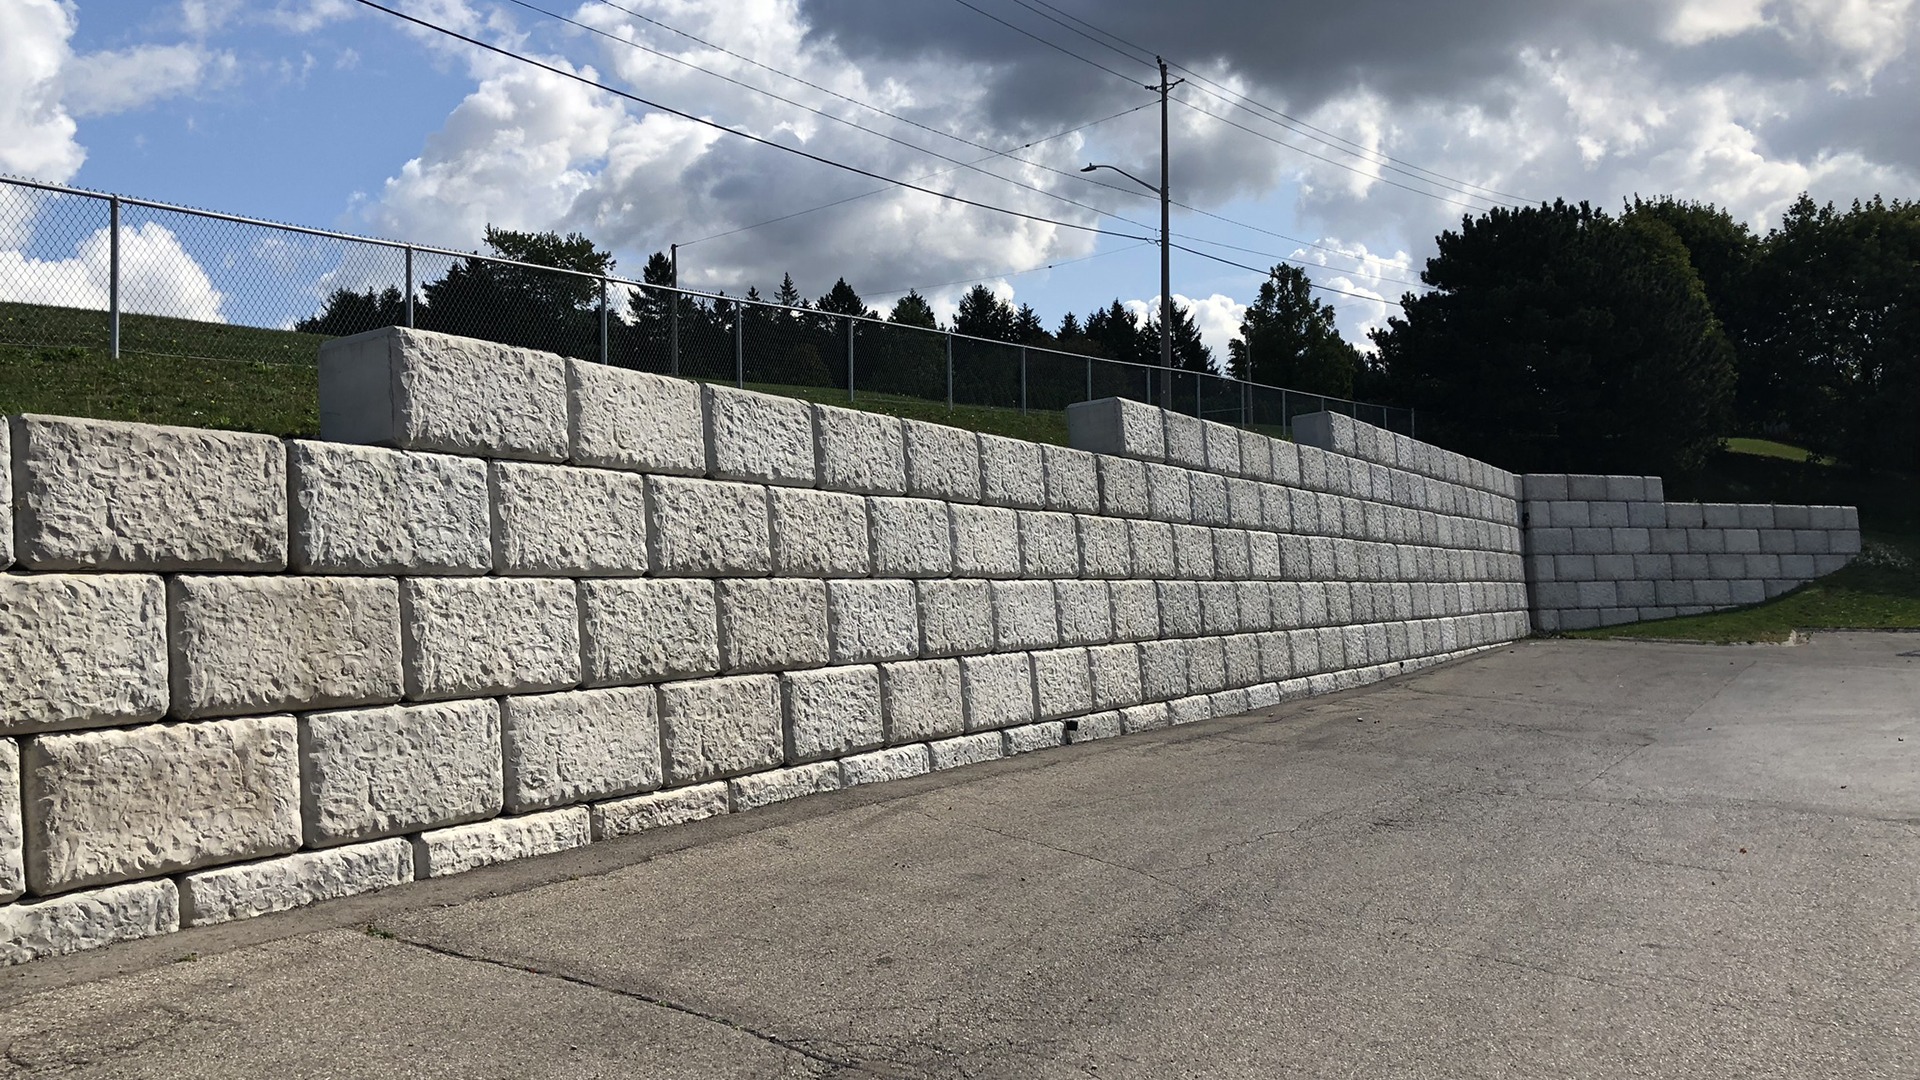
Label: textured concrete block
xmin=918 ymin=579 xmax=995 ymax=657
xmin=1097 ymin=455 xmax=1150 ymax=518
xmin=1202 ymin=421 xmax=1242 ymax=476
xmin=1139 ymin=639 xmax=1188 ymax=701
xmin=1042 ymin=446 xmax=1101 ymax=513
xmin=1793 ymin=530 xmax=1832 ymax=555
xmin=1066 ymin=398 xmax=1166 ymax=461
xmin=1223 ymin=634 xmax=1264 ymax=688
xmin=590 ymin=783 xmax=728 ymax=840
xmin=300 ymin=699 xmax=501 ymax=847
xmin=0 ymin=879 xmax=178 ymax=965
xmin=1224 ymin=478 xmax=1264 ymax=529
xmin=1003 ymin=722 xmax=1067 ymax=755
xmin=1737 ymin=505 xmax=1776 ymax=529
xmin=1190 ymin=471 xmax=1230 ymax=526
xmin=1214 ymin=528 xmax=1253 ymax=580
xmin=1087 ymin=643 xmax=1144 ymax=710
xmin=1238 ymin=430 xmax=1274 ymax=482
xmin=646 ymin=477 xmax=770 ymax=577
xmin=1158 ymin=580 xmax=1203 ymax=637
xmin=1172 ymin=524 xmax=1217 ymax=579
xmin=1145 ymin=462 xmax=1193 ymax=522
xmin=870 ymin=497 xmax=954 ymax=578
xmin=1031 ymin=647 xmax=1093 ymax=720
xmin=1020 ymin=510 xmax=1080 ymax=578
xmin=961 ymin=652 xmax=1036 ymax=731
xmin=567 ymin=360 xmax=705 ymax=475
xmin=402 ymin=578 xmax=579 ymax=700
xmin=1076 ymin=515 xmax=1131 ymax=579
xmin=1163 ymin=412 xmax=1207 ymax=469
xmin=1185 ymin=636 xmax=1228 ymax=695
xmin=1054 ymin=580 xmax=1114 ymax=646
xmin=881 ymin=658 xmax=965 ymax=743
xmin=1065 ymin=710 xmax=1123 ymax=743
xmin=727 ymin=762 xmax=841 ymax=812
xmin=0 ymin=574 xmax=168 ymax=735
xmin=950 ymin=504 xmax=1022 ymax=578
xmin=319 ymin=327 xmax=568 ymax=460
xmin=413 ymin=808 xmax=590 ymax=879
xmin=904 ymin=420 xmax=981 ymax=502
xmin=0 ymin=741 xmax=17 ymax=901
xmin=502 ymin=687 xmax=660 ymax=813
xmin=1119 ymin=702 xmax=1170 ymax=733
xmin=1296 ymin=444 xmax=1330 ymax=492
xmin=1247 ymin=530 xmax=1282 ymax=580
xmin=12 ymin=415 xmax=286 ymax=571
xmin=1588 ymin=501 xmax=1629 ymax=528
xmin=169 ymin=576 xmax=402 ymax=719
xmin=1566 ymin=475 xmax=1609 ymax=501
xmin=929 ymin=732 xmax=1005 ymax=770
xmin=1109 ymin=580 xmax=1161 ymax=642
xmin=1208 ymin=689 xmax=1251 ymax=717
xmin=812 ymin=404 xmax=906 ymax=495
xmin=23 ymin=716 xmax=299 ymax=894
xmin=1772 ymin=505 xmax=1810 ymax=529
xmin=1729 ymin=579 xmax=1766 ymax=605
xmin=840 ymin=744 xmax=931 ymax=787
xmin=290 ymin=441 xmax=490 ymax=575
xmin=1199 ymin=580 xmax=1242 ymax=635
xmin=658 ymin=674 xmax=784 ymax=784
xmin=783 ymin=665 xmax=884 ymax=763
xmin=827 ymin=579 xmax=918 ymax=663
xmin=993 ymin=579 xmax=1059 ymax=650
xmin=581 ymin=578 xmax=718 ymax=685
xmin=978 ymin=434 xmax=1046 ymax=509
xmin=180 ymin=838 xmax=413 ymax=927
xmin=703 ymin=384 xmax=815 ymax=486
xmin=769 ymin=488 xmax=872 ymax=578
xmin=717 ymin=579 xmax=828 ymax=673
xmin=1128 ymin=519 xmax=1176 ymax=578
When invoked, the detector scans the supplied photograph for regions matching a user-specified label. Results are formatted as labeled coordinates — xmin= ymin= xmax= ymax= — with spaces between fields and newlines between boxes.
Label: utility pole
xmin=1083 ymin=60 xmax=1180 ymax=404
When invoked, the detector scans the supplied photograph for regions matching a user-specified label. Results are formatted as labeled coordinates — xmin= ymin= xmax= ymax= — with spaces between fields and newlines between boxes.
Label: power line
xmin=1174 ymin=234 xmax=1422 ymax=289
xmin=348 ymin=0 xmax=1157 ymax=245
xmin=1173 ymin=242 xmax=1407 ymax=308
xmin=857 ymin=241 xmax=1154 ymax=301
xmin=947 ymin=0 xmax=1140 ymax=82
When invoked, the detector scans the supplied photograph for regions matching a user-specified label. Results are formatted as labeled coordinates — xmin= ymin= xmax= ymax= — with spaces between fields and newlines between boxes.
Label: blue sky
xmin=5 ymin=0 xmax=1918 ymax=357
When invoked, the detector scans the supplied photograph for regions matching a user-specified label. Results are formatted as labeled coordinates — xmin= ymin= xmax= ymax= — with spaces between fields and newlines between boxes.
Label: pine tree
xmin=1227 ymin=265 xmax=1357 ymax=395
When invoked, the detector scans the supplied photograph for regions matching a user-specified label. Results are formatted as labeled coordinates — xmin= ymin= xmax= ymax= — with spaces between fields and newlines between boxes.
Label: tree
xmin=417 ymin=225 xmax=616 ymax=359
xmin=1084 ymin=301 xmax=1151 ymax=366
xmin=1157 ymin=301 xmax=1218 ymax=376
xmin=774 ymin=272 xmax=806 ymax=312
xmin=815 ymin=278 xmax=875 ymax=320
xmin=888 ymin=290 xmax=938 ymax=329
xmin=295 ymin=285 xmax=407 ymax=336
xmin=1227 ymin=265 xmax=1358 ymax=396
xmin=953 ymin=284 xmax=1017 ymax=341
xmin=1370 ymin=200 xmax=1734 ymax=476
xmin=1012 ymin=303 xmax=1051 ymax=346
xmin=1626 ymin=197 xmax=1766 ymax=429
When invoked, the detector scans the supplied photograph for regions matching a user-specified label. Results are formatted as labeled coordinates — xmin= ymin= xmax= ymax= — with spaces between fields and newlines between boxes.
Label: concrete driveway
xmin=3 ymin=634 xmax=1915 ymax=1079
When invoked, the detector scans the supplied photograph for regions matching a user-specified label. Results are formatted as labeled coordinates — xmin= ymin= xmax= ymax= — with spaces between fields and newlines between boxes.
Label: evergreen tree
xmin=1012 ymin=303 xmax=1051 ymax=346
xmin=953 ymin=284 xmax=1017 ymax=341
xmin=774 ymin=272 xmax=806 ymax=312
xmin=1227 ymin=265 xmax=1358 ymax=395
xmin=295 ymin=285 xmax=407 ymax=336
xmin=888 ymin=290 xmax=939 ymax=329
xmin=815 ymin=278 xmax=875 ymax=320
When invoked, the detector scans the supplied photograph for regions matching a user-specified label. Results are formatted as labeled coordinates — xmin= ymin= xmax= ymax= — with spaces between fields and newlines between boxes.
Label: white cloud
xmin=0 ymin=221 xmax=225 ymax=322
xmin=62 ymin=42 xmax=236 ymax=117
xmin=0 ymin=0 xmax=85 ymax=183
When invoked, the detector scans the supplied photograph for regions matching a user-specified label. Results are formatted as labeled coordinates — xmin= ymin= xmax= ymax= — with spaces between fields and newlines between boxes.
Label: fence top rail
xmin=0 ymin=173 xmax=1410 ymax=422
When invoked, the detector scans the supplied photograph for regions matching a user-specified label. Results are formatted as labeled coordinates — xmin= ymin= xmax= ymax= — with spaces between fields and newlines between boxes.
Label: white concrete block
xmin=1158 ymin=580 xmax=1203 ymax=638
xmin=1031 ymin=647 xmax=1093 ymax=720
xmin=1065 ymin=710 xmax=1123 ymax=743
xmin=840 ymin=744 xmax=931 ymax=787
xmin=1128 ymin=519 xmax=1177 ymax=578
xmin=0 ymin=879 xmax=178 ymax=965
xmin=992 ymin=579 xmax=1059 ymax=650
xmin=881 ymin=658 xmax=965 ymax=743
xmin=1042 ymin=446 xmax=1101 ymax=513
xmin=1186 ymin=636 xmax=1229 ymax=694
xmin=581 ymin=578 xmax=719 ymax=685
xmin=1055 ymin=580 xmax=1114 ymax=646
xmin=1238 ymin=431 xmax=1274 ymax=482
xmin=1208 ymin=688 xmax=1251 ymax=717
xmin=1077 ymin=514 xmax=1132 ymax=579
xmin=402 ymin=577 xmax=579 ymax=700
xmin=319 ymin=327 xmax=568 ymax=460
xmin=783 ymin=665 xmax=884 ymax=763
xmin=290 ymin=441 xmax=490 ymax=575
xmin=658 ymin=674 xmax=784 ymax=785
xmin=810 ymin=404 xmax=907 ymax=496
xmin=567 ymin=360 xmax=705 ymax=475
xmin=950 ymin=504 xmax=1022 ymax=578
xmin=978 ymin=434 xmax=1046 ymax=508
xmin=1109 ymin=580 xmax=1160 ymax=642
xmin=1019 ymin=510 xmax=1081 ymax=578
xmin=729 ymin=762 xmax=843 ymax=812
xmin=489 ymin=461 xmax=650 ymax=575
xmin=1145 ymin=462 xmax=1194 ymax=523
xmin=646 ymin=476 xmax=771 ymax=577
xmin=827 ymin=579 xmax=919 ymax=663
xmin=1203 ymin=421 xmax=1242 ymax=476
xmin=11 ymin=415 xmax=286 ymax=572
xmin=1162 ymin=412 xmax=1207 ymax=469
xmin=1225 ymin=478 xmax=1264 ymax=529
xmin=1270 ymin=440 xmax=1301 ymax=488
xmin=1087 ymin=643 xmax=1144 ymax=710
xmin=718 ymin=578 xmax=829 ymax=673
xmin=918 ymin=579 xmax=996 ymax=657
xmin=870 ymin=497 xmax=955 ymax=578
xmin=946 ymin=655 xmax=1032 ymax=746
xmin=1066 ymin=398 xmax=1166 ymax=461
xmin=1248 ymin=531 xmax=1281 ymax=580
xmin=1213 ymin=529 xmax=1253 ymax=580
xmin=767 ymin=488 xmax=872 ymax=577
xmin=703 ymin=384 xmax=816 ymax=486
xmin=903 ymin=420 xmax=982 ymax=502
xmin=413 ymin=807 xmax=590 ymax=879
xmin=1097 ymin=455 xmax=1150 ymax=518
xmin=1224 ymin=634 xmax=1263 ymax=688
xmin=1139 ymin=639 xmax=1188 ymax=701
xmin=300 ymin=699 xmax=502 ymax=847
xmin=169 ymin=575 xmax=402 ymax=719
xmin=179 ymin=838 xmax=413 ymax=927
xmin=1190 ymin=471 xmax=1230 ymax=526
xmin=23 ymin=716 xmax=300 ymax=894
xmin=502 ymin=687 xmax=661 ymax=813
xmin=590 ymin=782 xmax=728 ymax=840
xmin=1198 ymin=580 xmax=1242 ymax=635
xmin=0 ymin=574 xmax=168 ymax=735
xmin=1172 ymin=524 xmax=1217 ymax=579
xmin=1119 ymin=702 xmax=1170 ymax=734
xmin=929 ymin=732 xmax=1005 ymax=770
xmin=1167 ymin=695 xmax=1214 ymax=726
xmin=1003 ymin=722 xmax=1066 ymax=755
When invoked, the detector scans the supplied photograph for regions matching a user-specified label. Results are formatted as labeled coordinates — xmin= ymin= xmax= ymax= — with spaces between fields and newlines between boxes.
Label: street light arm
xmin=1080 ymin=162 xmax=1161 ymax=196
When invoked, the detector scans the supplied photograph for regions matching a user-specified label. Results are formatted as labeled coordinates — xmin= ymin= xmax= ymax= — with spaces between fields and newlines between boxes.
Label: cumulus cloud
xmin=62 ymin=42 xmax=237 ymax=117
xmin=0 ymin=0 xmax=85 ymax=183
xmin=0 ymin=222 xmax=226 ymax=322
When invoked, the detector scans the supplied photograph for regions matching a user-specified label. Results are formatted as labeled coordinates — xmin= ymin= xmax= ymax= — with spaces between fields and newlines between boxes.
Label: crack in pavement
xmin=901 ymin=809 xmax=1203 ymax=899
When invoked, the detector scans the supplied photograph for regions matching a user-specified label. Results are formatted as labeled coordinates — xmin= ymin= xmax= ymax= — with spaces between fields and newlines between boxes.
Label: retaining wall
xmin=1518 ymin=473 xmax=1861 ymax=631
xmin=0 ymin=328 xmax=1539 ymax=963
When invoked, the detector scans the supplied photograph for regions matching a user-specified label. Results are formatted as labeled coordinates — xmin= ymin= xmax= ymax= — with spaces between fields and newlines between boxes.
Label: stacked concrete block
xmin=581 ymin=578 xmax=719 ymax=684
xmin=319 ymin=327 xmax=569 ymax=461
xmin=783 ymin=666 xmax=884 ymax=763
xmin=169 ymin=576 xmax=403 ymax=718
xmin=870 ymin=497 xmax=954 ymax=578
xmin=729 ymin=762 xmax=844 ymax=812
xmin=1 ymin=574 xmax=169 ymax=734
xmin=567 ymin=361 xmax=705 ymax=476
xmin=413 ymin=808 xmax=591 ymax=878
xmin=299 ymin=699 xmax=502 ymax=846
xmin=179 ymin=838 xmax=413 ymax=927
xmin=903 ymin=420 xmax=981 ymax=502
xmin=489 ymin=462 xmax=649 ymax=576
xmin=703 ymin=385 xmax=816 ymax=486
xmin=881 ymin=659 xmax=965 ymax=743
xmin=813 ymin=405 xmax=906 ymax=495
xmin=717 ymin=578 xmax=829 ymax=673
xmin=401 ymin=578 xmax=579 ymax=699
xmin=501 ymin=688 xmax=661 ymax=813
xmin=769 ymin=488 xmax=872 ymax=578
xmin=827 ymin=579 xmax=920 ymax=663
xmin=658 ymin=675 xmax=784 ymax=784
xmin=979 ymin=435 xmax=1047 ymax=509
xmin=290 ymin=442 xmax=490 ymax=574
xmin=646 ymin=477 xmax=771 ymax=577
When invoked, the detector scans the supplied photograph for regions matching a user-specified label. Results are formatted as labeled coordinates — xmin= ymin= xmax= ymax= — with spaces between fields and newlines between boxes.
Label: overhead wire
xmin=856 ymin=241 xmax=1154 ymax=302
xmin=1173 ymin=243 xmax=1407 ymax=308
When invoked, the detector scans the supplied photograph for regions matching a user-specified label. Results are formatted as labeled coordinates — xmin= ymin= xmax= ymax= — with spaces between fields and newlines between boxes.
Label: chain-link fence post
xmin=1410 ymin=410 xmax=1417 ymax=441
xmin=734 ymin=304 xmax=745 ymax=389
xmin=670 ymin=290 xmax=680 ymax=377
xmin=108 ymin=195 xmax=121 ymax=359
xmin=1085 ymin=355 xmax=1092 ymax=402
xmin=1195 ymin=373 xmax=1202 ymax=420
xmin=1020 ymin=346 xmax=1028 ymax=415
xmin=846 ymin=315 xmax=855 ymax=403
xmin=945 ymin=332 xmax=954 ymax=412
xmin=598 ymin=278 xmax=609 ymax=365
xmin=403 ymin=246 xmax=415 ymax=328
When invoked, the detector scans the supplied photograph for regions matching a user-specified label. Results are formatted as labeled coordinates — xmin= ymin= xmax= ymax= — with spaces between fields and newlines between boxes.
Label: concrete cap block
xmin=1808 ymin=506 xmax=1848 ymax=529
xmin=1772 ymin=505 xmax=1811 ymax=529
xmin=299 ymin=699 xmax=502 ymax=847
xmin=490 ymin=462 xmax=650 ymax=576
xmin=1065 ymin=398 xmax=1165 ymax=461
xmin=769 ymin=488 xmax=872 ymax=578
xmin=729 ymin=763 xmax=843 ymax=813
xmin=1042 ymin=445 xmax=1102 ymax=514
xmin=319 ymin=327 xmax=569 ymax=461
xmin=12 ymin=415 xmax=287 ymax=572
xmin=290 ymin=441 xmax=490 ymax=575
xmin=402 ymin=577 xmax=579 ymax=700
xmin=869 ymin=496 xmax=954 ymax=578
xmin=412 ymin=807 xmax=590 ymax=879
xmin=1737 ymin=505 xmax=1776 ymax=529
xmin=1564 ymin=475 xmax=1608 ymax=501
xmin=812 ymin=404 xmax=906 ymax=495
xmin=1701 ymin=503 xmax=1742 ymax=527
xmin=1162 ymin=412 xmax=1208 ymax=469
xmin=169 ymin=575 xmax=403 ymax=719
xmin=702 ymin=384 xmax=815 ymax=487
xmin=179 ymin=838 xmax=412 ymax=928
xmin=1603 ymin=475 xmax=1645 ymax=501
xmin=978 ymin=434 xmax=1047 ymax=509
xmin=646 ymin=476 xmax=771 ymax=577
xmin=0 ymin=879 xmax=178 ymax=965
xmin=917 ymin=579 xmax=995 ymax=658
xmin=581 ymin=578 xmax=718 ymax=685
xmin=502 ymin=687 xmax=661 ymax=813
xmin=589 ymin=783 xmax=728 ymax=840
xmin=0 ymin=574 xmax=168 ymax=736
xmin=717 ymin=578 xmax=828 ymax=673
xmin=903 ymin=420 xmax=981 ymax=503
xmin=658 ymin=673 xmax=784 ymax=785
xmin=839 ymin=744 xmax=932 ymax=787
xmin=568 ymin=361 xmax=705 ymax=476
xmin=782 ymin=665 xmax=883 ymax=764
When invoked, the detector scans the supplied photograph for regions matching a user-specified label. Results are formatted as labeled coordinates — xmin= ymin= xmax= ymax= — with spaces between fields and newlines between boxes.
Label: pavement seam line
xmin=377 ymin=932 xmax=871 ymax=1074
xmin=901 ymin=808 xmax=1202 ymax=898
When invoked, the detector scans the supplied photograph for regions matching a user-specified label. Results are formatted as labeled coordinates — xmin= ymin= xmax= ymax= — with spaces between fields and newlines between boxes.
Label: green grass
xmin=745 ymin=381 xmax=1070 ymax=445
xmin=1723 ymin=436 xmax=1834 ymax=465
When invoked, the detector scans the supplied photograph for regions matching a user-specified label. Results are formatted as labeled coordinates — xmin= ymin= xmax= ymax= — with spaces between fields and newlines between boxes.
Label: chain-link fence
xmin=0 ymin=175 xmax=1416 ymax=438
